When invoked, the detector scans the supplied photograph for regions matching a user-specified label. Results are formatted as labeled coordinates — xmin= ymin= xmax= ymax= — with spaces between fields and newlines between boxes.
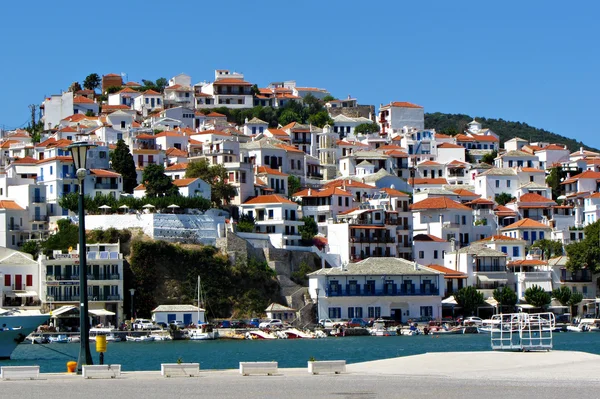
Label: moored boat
xmin=0 ymin=309 xmax=50 ymax=359
xmin=125 ymin=335 xmax=155 ymax=342
xmin=245 ymin=330 xmax=277 ymax=340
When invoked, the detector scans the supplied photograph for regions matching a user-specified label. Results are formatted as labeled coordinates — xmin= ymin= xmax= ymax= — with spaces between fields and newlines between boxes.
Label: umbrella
xmin=142 ymin=204 xmax=155 ymax=208
xmin=98 ymin=205 xmax=112 ymax=214
xmin=167 ymin=204 xmax=180 ymax=214
xmin=119 ymin=205 xmax=129 ymax=209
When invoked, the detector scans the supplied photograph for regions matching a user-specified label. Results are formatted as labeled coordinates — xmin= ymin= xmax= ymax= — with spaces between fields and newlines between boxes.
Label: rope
xmin=32 ymin=342 xmax=76 ymax=359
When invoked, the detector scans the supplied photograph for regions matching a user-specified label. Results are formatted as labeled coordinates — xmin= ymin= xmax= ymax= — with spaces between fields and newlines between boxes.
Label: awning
xmin=441 ymin=296 xmax=457 ymax=305
xmin=14 ymin=291 xmax=38 ymax=298
xmin=478 ymin=275 xmax=508 ymax=283
xmin=50 ymin=305 xmax=76 ymax=317
xmin=485 ymin=298 xmax=499 ymax=307
xmin=89 ymin=309 xmax=116 ymax=316
xmin=524 ymin=281 xmax=552 ymax=292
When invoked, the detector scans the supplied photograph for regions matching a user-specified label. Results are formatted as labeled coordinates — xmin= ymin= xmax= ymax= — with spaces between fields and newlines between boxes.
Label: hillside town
xmin=0 ymin=69 xmax=598 ymax=329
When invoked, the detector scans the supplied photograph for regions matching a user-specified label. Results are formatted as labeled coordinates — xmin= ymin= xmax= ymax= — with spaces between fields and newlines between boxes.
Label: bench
xmin=82 ymin=364 xmax=121 ymax=379
xmin=1 ymin=366 xmax=40 ymax=380
xmin=161 ymin=363 xmax=201 ymax=377
xmin=308 ymin=360 xmax=346 ymax=375
xmin=239 ymin=361 xmax=278 ymax=376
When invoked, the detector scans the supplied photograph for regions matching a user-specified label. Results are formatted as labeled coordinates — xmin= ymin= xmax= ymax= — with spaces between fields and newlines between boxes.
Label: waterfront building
xmin=152 ymin=304 xmax=205 ymax=326
xmin=308 ymin=257 xmax=443 ymax=323
xmin=0 ymin=248 xmax=41 ymax=308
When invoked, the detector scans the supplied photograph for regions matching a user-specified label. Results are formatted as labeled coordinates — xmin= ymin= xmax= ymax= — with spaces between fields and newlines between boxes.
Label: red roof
xmin=410 ymin=197 xmax=471 ymax=211
xmin=0 ymin=200 xmax=25 ymax=210
xmin=437 ymin=143 xmax=464 ymax=149
xmin=73 ymin=96 xmax=95 ymax=104
xmin=507 ymin=259 xmax=548 ymax=267
xmin=172 ymin=178 xmax=199 ymax=187
xmin=502 ymin=218 xmax=550 ymax=230
xmin=426 ymin=264 xmax=467 ymax=279
xmin=165 ymin=162 xmax=189 ymax=171
xmin=213 ymin=78 xmax=252 ymax=86
xmin=386 ymin=101 xmax=423 ymax=109
xmin=418 ymin=160 xmax=441 ymax=166
xmin=521 ymin=167 xmax=545 ymax=173
xmin=256 ymin=166 xmax=288 ymax=176
xmin=410 ymin=178 xmax=448 ymax=185
xmin=90 ymin=169 xmax=121 ymax=178
xmin=294 ymin=187 xmax=353 ymax=198
xmin=143 ymin=90 xmax=161 ymax=96
xmin=243 ymin=194 xmax=297 ymax=205
xmin=206 ymin=112 xmax=226 ymax=118
xmin=12 ymin=156 xmax=37 ymax=164
xmin=413 ymin=234 xmax=446 ymax=242
xmin=518 ymin=193 xmax=555 ymax=204
xmin=379 ymin=187 xmax=408 ymax=197
xmin=325 ymin=179 xmax=374 ymax=189
xmin=475 ymin=235 xmax=525 ymax=242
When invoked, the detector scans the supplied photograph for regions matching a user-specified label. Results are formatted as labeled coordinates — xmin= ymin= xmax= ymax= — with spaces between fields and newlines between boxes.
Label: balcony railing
xmin=47 ymin=274 xmax=120 ymax=281
xmin=292 ymin=139 xmax=311 ymax=144
xmin=351 ymin=236 xmax=395 ymax=244
xmin=94 ymin=183 xmax=119 ymax=190
xmin=30 ymin=215 xmax=48 ymax=222
xmin=326 ymin=287 xmax=439 ymax=297
xmin=560 ymin=276 xmax=592 ymax=283
xmin=47 ymin=294 xmax=122 ymax=302
xmin=59 ymin=172 xmax=77 ymax=179
xmin=32 ymin=196 xmax=46 ymax=203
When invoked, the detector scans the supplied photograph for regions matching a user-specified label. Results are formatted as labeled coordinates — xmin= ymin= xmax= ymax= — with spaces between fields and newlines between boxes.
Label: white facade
xmin=152 ymin=304 xmax=205 ymax=325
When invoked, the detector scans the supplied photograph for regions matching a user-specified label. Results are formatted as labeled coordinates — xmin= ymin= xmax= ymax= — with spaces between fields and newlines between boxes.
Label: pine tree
xmin=110 ymin=140 xmax=138 ymax=193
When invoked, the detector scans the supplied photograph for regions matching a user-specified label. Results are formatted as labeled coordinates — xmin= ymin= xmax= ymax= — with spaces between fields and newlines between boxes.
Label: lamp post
xmin=315 ymin=288 xmax=320 ymax=325
xmin=68 ymin=141 xmax=97 ymax=374
xmin=129 ymin=289 xmax=135 ymax=321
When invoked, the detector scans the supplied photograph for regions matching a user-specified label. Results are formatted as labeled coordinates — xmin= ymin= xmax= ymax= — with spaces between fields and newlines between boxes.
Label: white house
xmin=151 ymin=304 xmax=205 ymax=326
xmin=308 ymin=258 xmax=443 ymax=323
xmin=378 ymin=102 xmax=424 ymax=136
xmin=172 ymin=177 xmax=211 ymax=199
xmin=0 ymin=248 xmax=40 ymax=307
xmin=501 ymin=218 xmax=553 ymax=245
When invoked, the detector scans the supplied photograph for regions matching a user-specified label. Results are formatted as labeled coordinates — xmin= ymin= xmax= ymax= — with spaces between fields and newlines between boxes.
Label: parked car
xmin=347 ymin=318 xmax=368 ymax=327
xmin=217 ymin=320 xmax=231 ymax=328
xmin=248 ymin=318 xmax=260 ymax=328
xmin=231 ymin=320 xmax=247 ymax=329
xmin=133 ymin=319 xmax=154 ymax=330
xmin=463 ymin=317 xmax=483 ymax=326
xmin=169 ymin=320 xmax=185 ymax=329
xmin=258 ymin=319 xmax=284 ymax=329
xmin=318 ymin=319 xmax=345 ymax=328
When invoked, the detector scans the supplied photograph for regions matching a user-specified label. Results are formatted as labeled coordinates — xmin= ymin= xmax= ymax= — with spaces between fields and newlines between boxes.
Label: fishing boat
xmin=245 ymin=330 xmax=277 ymax=340
xmin=149 ymin=332 xmax=172 ymax=341
xmin=125 ymin=335 xmax=155 ymax=342
xmin=187 ymin=276 xmax=215 ymax=340
xmin=281 ymin=328 xmax=315 ymax=339
xmin=0 ymin=308 xmax=50 ymax=359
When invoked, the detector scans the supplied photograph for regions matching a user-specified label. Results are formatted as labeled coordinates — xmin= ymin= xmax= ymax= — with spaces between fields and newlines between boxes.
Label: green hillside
xmin=424 ymin=112 xmax=597 ymax=152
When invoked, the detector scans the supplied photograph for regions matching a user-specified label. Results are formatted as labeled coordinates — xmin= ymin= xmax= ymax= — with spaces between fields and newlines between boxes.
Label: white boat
xmin=149 ymin=333 xmax=172 ymax=341
xmin=245 ymin=330 xmax=277 ymax=340
xmin=48 ymin=334 xmax=70 ymax=343
xmin=125 ymin=335 xmax=155 ymax=342
xmin=281 ymin=328 xmax=315 ymax=339
xmin=89 ymin=327 xmax=122 ymax=342
xmin=369 ymin=320 xmax=397 ymax=336
xmin=25 ymin=333 xmax=49 ymax=344
xmin=187 ymin=276 xmax=216 ymax=340
xmin=0 ymin=309 xmax=50 ymax=359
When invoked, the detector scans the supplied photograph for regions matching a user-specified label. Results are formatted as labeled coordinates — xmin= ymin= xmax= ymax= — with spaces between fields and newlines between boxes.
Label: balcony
xmin=31 ymin=215 xmax=49 ymax=222
xmin=47 ymin=294 xmax=122 ymax=302
xmin=292 ymin=138 xmax=311 ymax=144
xmin=351 ymin=236 xmax=395 ymax=244
xmin=32 ymin=196 xmax=46 ymax=203
xmin=326 ymin=287 xmax=439 ymax=297
xmin=59 ymin=172 xmax=77 ymax=179
xmin=48 ymin=273 xmax=120 ymax=281
xmin=95 ymin=183 xmax=119 ymax=190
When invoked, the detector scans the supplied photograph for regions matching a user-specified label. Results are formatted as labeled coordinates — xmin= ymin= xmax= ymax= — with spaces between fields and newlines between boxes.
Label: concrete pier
xmin=2 ymin=351 xmax=600 ymax=399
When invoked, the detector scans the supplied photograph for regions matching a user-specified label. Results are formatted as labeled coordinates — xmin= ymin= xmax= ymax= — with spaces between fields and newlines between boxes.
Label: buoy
xmin=67 ymin=361 xmax=77 ymax=373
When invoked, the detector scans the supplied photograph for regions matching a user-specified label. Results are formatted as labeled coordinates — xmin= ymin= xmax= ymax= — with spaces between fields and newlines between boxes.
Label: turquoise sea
xmin=2 ymin=332 xmax=600 ymax=373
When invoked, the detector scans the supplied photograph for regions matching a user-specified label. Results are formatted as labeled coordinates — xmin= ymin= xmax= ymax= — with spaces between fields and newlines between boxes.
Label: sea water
xmin=3 ymin=333 xmax=599 ymax=373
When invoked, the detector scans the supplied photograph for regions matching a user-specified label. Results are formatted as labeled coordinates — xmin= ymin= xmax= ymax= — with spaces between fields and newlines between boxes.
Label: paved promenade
xmin=2 ymin=351 xmax=599 ymax=399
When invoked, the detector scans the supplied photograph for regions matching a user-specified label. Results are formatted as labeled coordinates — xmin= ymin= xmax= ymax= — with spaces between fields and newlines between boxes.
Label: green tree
xmin=481 ymin=150 xmax=498 ymax=165
xmin=454 ymin=286 xmax=485 ymax=316
xmin=307 ymin=110 xmax=334 ymax=128
xmin=288 ymin=175 xmax=302 ymax=197
xmin=524 ymin=285 xmax=551 ymax=309
xmin=69 ymin=82 xmax=82 ymax=92
xmin=142 ymin=164 xmax=178 ymax=197
xmin=565 ymin=220 xmax=600 ymax=272
xmin=291 ymin=261 xmax=316 ymax=286
xmin=250 ymin=84 xmax=260 ymax=96
xmin=546 ymin=166 xmax=568 ymax=200
xmin=552 ymin=286 xmax=572 ymax=306
xmin=21 ymin=240 xmax=40 ymax=259
xmin=322 ymin=95 xmax=337 ymax=102
xmin=110 ymin=139 xmax=138 ymax=193
xmin=354 ymin=123 xmax=380 ymax=135
xmin=298 ymin=216 xmax=318 ymax=245
xmin=532 ymin=239 xmax=563 ymax=260
xmin=155 ymin=77 xmax=168 ymax=92
xmin=42 ymin=219 xmax=79 ymax=254
xmin=186 ymin=159 xmax=236 ymax=206
xmin=236 ymin=214 xmax=255 ymax=233
xmin=83 ymin=73 xmax=101 ymax=90
xmin=493 ymin=286 xmax=517 ymax=312
xmin=568 ymin=292 xmax=583 ymax=316
xmin=279 ymin=109 xmax=301 ymax=126
xmin=85 ymin=110 xmax=95 ymax=117
xmin=106 ymin=86 xmax=123 ymax=94
xmin=495 ymin=192 xmax=515 ymax=206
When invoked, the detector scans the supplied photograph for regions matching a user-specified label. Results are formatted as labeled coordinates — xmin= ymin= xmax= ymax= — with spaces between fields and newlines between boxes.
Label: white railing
xmin=490 ymin=312 xmax=554 ymax=351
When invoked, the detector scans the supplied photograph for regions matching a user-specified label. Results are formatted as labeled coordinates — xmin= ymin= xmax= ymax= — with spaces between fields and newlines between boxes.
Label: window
xmin=328 ymin=307 xmax=341 ymax=319
xmin=495 ymin=180 xmax=500 ymax=188
xmin=507 ymin=180 xmax=511 ymax=188
xmin=434 ymin=250 xmax=438 ymax=259
xmin=338 ymin=197 xmax=342 ymax=206
xmin=461 ymin=215 xmax=466 ymax=225
xmin=26 ymin=274 xmax=33 ymax=286
xmin=523 ymin=231 xmax=529 ymax=241
xmin=419 ymin=251 xmax=424 ymax=259
xmin=367 ymin=306 xmax=381 ymax=318
xmin=420 ymin=306 xmax=433 ymax=317
xmin=4 ymin=274 xmax=10 ymax=287
xmin=501 ymin=246 xmax=508 ymax=254
xmin=539 ymin=232 xmax=544 ymax=240
xmin=50 ymin=166 xmax=53 ymax=175
xmin=268 ymin=210 xmax=274 ymax=219
xmin=99 ymin=151 xmax=106 ymax=159
xmin=530 ymin=176 xmax=534 ymax=182
xmin=345 ymin=197 xmax=349 ymax=207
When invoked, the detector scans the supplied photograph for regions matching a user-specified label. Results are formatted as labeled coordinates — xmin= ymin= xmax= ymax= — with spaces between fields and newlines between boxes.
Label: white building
xmin=378 ymin=102 xmax=425 ymax=136
xmin=308 ymin=258 xmax=443 ymax=323
xmin=151 ymin=304 xmax=205 ymax=326
xmin=0 ymin=248 xmax=40 ymax=307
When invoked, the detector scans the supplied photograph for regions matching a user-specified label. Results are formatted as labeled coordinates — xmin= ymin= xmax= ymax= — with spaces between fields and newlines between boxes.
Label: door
xmin=34 ymin=187 xmax=40 ymax=202
xmin=62 ymin=165 xmax=69 ymax=178
xmin=183 ymin=314 xmax=192 ymax=326
xmin=15 ymin=275 xmax=22 ymax=290
xmin=391 ymin=308 xmax=402 ymax=322
xmin=167 ymin=314 xmax=176 ymax=323
xmin=103 ymin=285 xmax=110 ymax=300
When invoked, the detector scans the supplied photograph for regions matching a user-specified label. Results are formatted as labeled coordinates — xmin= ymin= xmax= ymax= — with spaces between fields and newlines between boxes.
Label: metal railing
xmin=326 ymin=287 xmax=439 ymax=297
xmin=94 ymin=183 xmax=119 ymax=190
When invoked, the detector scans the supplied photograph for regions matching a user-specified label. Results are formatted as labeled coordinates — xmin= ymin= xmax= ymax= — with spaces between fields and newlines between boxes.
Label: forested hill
xmin=424 ymin=112 xmax=597 ymax=152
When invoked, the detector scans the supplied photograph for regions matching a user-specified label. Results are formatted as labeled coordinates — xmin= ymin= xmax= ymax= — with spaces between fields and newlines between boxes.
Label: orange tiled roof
xmin=521 ymin=167 xmax=545 ymax=173
xmin=294 ymin=187 xmax=353 ymax=198
xmin=165 ymin=162 xmax=189 ymax=171
xmin=166 ymin=148 xmax=188 ymax=157
xmin=37 ymin=156 xmax=73 ymax=164
xmin=12 ymin=156 xmax=37 ymax=164
xmin=475 ymin=235 xmax=524 ymax=242
xmin=275 ymin=143 xmax=304 ymax=153
xmin=155 ymin=131 xmax=185 ymax=138
xmin=418 ymin=160 xmax=441 ymax=166
xmin=410 ymin=197 xmax=471 ymax=211
xmin=213 ymin=78 xmax=252 ymax=86
xmin=90 ymin=169 xmax=121 ymax=178
xmin=437 ymin=142 xmax=464 ymax=149
xmin=0 ymin=140 xmax=19 ymax=149
xmin=256 ymin=166 xmax=288 ymax=176
xmin=386 ymin=101 xmax=423 ymax=109
xmin=413 ymin=234 xmax=446 ymax=242
xmin=206 ymin=112 xmax=226 ymax=118
xmin=73 ymin=95 xmax=95 ymax=104
xmin=540 ymin=144 xmax=567 ymax=151
xmin=0 ymin=200 xmax=24 ymax=210
xmin=426 ymin=264 xmax=468 ymax=278
xmin=518 ymin=193 xmax=555 ymax=203
xmin=172 ymin=178 xmax=199 ymax=187
xmin=243 ymin=194 xmax=297 ymax=205
xmin=410 ymin=178 xmax=448 ymax=185
xmin=507 ymin=259 xmax=548 ymax=267
xmin=501 ymin=218 xmax=550 ymax=230
xmin=434 ymin=133 xmax=454 ymax=139
xmin=379 ymin=187 xmax=408 ymax=197
xmin=325 ymin=179 xmax=374 ymax=189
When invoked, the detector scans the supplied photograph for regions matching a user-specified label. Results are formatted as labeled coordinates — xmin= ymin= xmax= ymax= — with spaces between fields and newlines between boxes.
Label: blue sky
xmin=1 ymin=1 xmax=598 ymax=147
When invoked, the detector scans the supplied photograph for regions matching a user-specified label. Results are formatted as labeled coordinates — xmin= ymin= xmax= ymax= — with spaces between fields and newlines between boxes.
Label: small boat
xmin=245 ymin=330 xmax=277 ymax=340
xmin=48 ymin=334 xmax=70 ymax=343
xmin=369 ymin=320 xmax=397 ymax=336
xmin=90 ymin=327 xmax=122 ymax=342
xmin=220 ymin=331 xmax=246 ymax=340
xmin=314 ymin=330 xmax=328 ymax=339
xmin=125 ymin=335 xmax=155 ymax=342
xmin=188 ymin=324 xmax=216 ymax=341
xmin=149 ymin=333 xmax=172 ymax=341
xmin=567 ymin=318 xmax=598 ymax=332
xmin=281 ymin=328 xmax=315 ymax=339
xmin=69 ymin=335 xmax=80 ymax=343
xmin=25 ymin=333 xmax=49 ymax=344
xmin=462 ymin=326 xmax=480 ymax=334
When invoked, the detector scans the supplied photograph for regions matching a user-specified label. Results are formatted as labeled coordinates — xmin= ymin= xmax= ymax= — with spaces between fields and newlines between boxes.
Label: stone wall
xmin=328 ymin=105 xmax=375 ymax=120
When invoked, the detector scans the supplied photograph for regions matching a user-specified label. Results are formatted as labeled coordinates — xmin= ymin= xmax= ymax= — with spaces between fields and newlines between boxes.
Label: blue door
xmin=62 ymin=165 xmax=69 ymax=178
xmin=34 ymin=207 xmax=40 ymax=221
xmin=167 ymin=314 xmax=176 ymax=323
xmin=34 ymin=188 xmax=40 ymax=202
xmin=183 ymin=314 xmax=192 ymax=326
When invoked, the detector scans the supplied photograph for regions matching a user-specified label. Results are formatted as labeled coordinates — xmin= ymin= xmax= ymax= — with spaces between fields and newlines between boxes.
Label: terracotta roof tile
xmin=73 ymin=95 xmax=95 ymax=104
xmin=257 ymin=166 xmax=288 ymax=176
xmin=413 ymin=234 xmax=446 ymax=242
xmin=437 ymin=142 xmax=464 ymax=149
xmin=0 ymin=200 xmax=25 ymax=210
xmin=518 ymin=193 xmax=555 ymax=203
xmin=379 ymin=187 xmax=409 ymax=197
xmin=90 ymin=169 xmax=121 ymax=178
xmin=243 ymin=194 xmax=297 ymax=205
xmin=294 ymin=187 xmax=353 ymax=198
xmin=426 ymin=264 xmax=468 ymax=278
xmin=12 ymin=156 xmax=37 ymax=164
xmin=410 ymin=178 xmax=448 ymax=185
xmin=410 ymin=197 xmax=471 ymax=211
xmin=501 ymin=218 xmax=550 ymax=230
xmin=385 ymin=101 xmax=423 ymax=109
xmin=172 ymin=178 xmax=199 ymax=187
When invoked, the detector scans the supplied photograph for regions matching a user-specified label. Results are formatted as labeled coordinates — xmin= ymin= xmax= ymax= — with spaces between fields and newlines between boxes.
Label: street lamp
xmin=68 ymin=141 xmax=97 ymax=374
xmin=129 ymin=289 xmax=136 ymax=320
xmin=315 ymin=288 xmax=320 ymax=325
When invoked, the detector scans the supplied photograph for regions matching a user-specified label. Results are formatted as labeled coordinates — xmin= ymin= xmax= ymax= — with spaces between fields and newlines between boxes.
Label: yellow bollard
xmin=96 ymin=335 xmax=107 ymax=365
xmin=67 ymin=361 xmax=77 ymax=373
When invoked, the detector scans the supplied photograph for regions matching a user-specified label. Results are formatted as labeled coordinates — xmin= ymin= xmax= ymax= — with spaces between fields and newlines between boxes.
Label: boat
xmin=0 ymin=308 xmax=50 ymax=359
xmin=368 ymin=319 xmax=397 ymax=336
xmin=125 ymin=335 xmax=155 ymax=342
xmin=48 ymin=334 xmax=71 ymax=343
xmin=220 ymin=331 xmax=246 ymax=340
xmin=566 ymin=318 xmax=597 ymax=332
xmin=187 ymin=276 xmax=216 ymax=340
xmin=281 ymin=328 xmax=315 ymax=339
xmin=89 ymin=327 xmax=122 ymax=342
xmin=430 ymin=326 xmax=463 ymax=335
xmin=245 ymin=330 xmax=277 ymax=340
xmin=462 ymin=326 xmax=480 ymax=334
xmin=68 ymin=335 xmax=80 ymax=343
xmin=25 ymin=333 xmax=49 ymax=344
xmin=149 ymin=332 xmax=172 ymax=341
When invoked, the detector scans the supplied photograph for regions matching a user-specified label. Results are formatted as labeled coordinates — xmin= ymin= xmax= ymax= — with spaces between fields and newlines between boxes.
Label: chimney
xmin=308 ymin=188 xmax=312 ymax=196
xmin=580 ymin=147 xmax=584 ymax=154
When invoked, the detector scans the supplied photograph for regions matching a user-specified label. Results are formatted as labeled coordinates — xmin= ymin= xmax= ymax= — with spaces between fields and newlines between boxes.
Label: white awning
xmin=485 ymin=298 xmax=499 ymax=307
xmin=478 ymin=275 xmax=508 ymax=283
xmin=14 ymin=291 xmax=38 ymax=298
xmin=524 ymin=281 xmax=552 ymax=292
xmin=50 ymin=305 xmax=76 ymax=317
xmin=89 ymin=309 xmax=116 ymax=316
xmin=441 ymin=296 xmax=457 ymax=305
